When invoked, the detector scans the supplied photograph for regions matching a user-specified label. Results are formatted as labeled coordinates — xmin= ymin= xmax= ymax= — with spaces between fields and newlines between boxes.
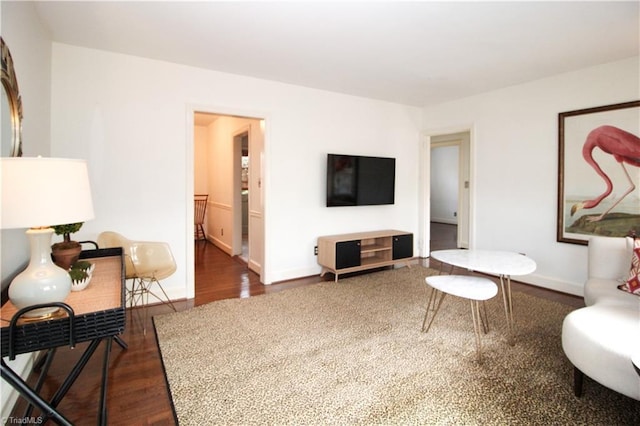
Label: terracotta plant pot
xmin=51 ymin=243 xmax=82 ymax=270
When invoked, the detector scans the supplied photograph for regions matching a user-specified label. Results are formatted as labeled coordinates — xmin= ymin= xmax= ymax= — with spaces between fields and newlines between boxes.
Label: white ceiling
xmin=33 ymin=1 xmax=639 ymax=107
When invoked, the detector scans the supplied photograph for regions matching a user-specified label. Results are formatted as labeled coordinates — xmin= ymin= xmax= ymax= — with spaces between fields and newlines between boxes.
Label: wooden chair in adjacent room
xmin=194 ymin=194 xmax=208 ymax=242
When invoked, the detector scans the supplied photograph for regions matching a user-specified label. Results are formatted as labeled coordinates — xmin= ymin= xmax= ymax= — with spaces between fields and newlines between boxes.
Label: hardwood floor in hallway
xmin=430 ymin=222 xmax=459 ymax=251
xmin=8 ymin=225 xmax=582 ymax=425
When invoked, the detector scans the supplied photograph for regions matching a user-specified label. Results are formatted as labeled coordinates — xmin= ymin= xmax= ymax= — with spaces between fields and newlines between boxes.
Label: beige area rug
xmin=154 ymin=266 xmax=640 ymax=425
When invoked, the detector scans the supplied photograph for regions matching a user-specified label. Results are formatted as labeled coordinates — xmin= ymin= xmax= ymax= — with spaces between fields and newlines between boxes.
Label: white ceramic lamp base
xmin=9 ymin=228 xmax=72 ymax=318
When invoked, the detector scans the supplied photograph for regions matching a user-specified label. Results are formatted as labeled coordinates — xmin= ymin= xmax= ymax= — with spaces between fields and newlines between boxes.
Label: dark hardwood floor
xmin=9 ymin=224 xmax=583 ymax=425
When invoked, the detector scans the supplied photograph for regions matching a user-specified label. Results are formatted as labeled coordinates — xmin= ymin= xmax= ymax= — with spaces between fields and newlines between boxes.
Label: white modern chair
xmin=97 ymin=231 xmax=177 ymax=334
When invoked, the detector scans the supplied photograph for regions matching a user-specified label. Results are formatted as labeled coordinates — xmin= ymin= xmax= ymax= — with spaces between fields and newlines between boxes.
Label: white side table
xmin=423 ymin=275 xmax=498 ymax=362
xmin=430 ymin=249 xmax=536 ymax=344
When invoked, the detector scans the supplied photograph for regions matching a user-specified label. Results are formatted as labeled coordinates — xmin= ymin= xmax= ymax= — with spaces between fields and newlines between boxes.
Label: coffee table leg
xmin=436 ymin=262 xmax=454 ymax=275
xmin=422 ymin=288 xmax=446 ymax=333
xmin=499 ymin=274 xmax=515 ymax=345
xmin=470 ymin=300 xmax=484 ymax=363
xmin=480 ymin=301 xmax=490 ymax=333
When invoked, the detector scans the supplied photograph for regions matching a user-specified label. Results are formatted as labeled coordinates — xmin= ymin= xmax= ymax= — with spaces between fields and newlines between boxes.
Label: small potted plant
xmin=51 ymin=222 xmax=84 ymax=270
xmin=69 ymin=260 xmax=95 ymax=291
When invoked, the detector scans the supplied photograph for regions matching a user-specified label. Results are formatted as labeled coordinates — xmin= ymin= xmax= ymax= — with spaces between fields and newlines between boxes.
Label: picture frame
xmin=557 ymin=100 xmax=640 ymax=245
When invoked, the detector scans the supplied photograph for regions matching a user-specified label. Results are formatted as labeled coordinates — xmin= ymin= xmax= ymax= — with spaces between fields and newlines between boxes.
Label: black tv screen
xmin=326 ymin=154 xmax=395 ymax=207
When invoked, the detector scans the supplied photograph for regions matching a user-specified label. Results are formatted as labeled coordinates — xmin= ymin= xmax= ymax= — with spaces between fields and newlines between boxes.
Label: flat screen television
xmin=326 ymin=154 xmax=395 ymax=207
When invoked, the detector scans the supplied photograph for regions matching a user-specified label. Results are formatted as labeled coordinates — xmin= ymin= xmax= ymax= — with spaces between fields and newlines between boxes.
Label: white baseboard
xmin=514 ymin=273 xmax=583 ymax=297
xmin=431 ymin=218 xmax=458 ymax=225
xmin=266 ymin=266 xmax=320 ymax=285
xmin=208 ymin=236 xmax=232 ymax=255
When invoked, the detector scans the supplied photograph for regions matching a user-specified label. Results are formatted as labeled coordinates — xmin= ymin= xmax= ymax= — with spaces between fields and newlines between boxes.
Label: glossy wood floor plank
xmin=8 ymin=225 xmax=582 ymax=425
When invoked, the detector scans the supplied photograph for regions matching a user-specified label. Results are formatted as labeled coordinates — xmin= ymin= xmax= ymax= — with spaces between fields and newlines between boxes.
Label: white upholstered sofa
xmin=562 ymin=236 xmax=640 ymax=400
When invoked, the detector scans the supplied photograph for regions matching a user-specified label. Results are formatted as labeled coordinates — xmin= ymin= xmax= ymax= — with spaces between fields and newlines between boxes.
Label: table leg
xmin=99 ymin=337 xmax=113 ymax=425
xmin=114 ymin=335 xmax=128 ymax=350
xmin=422 ymin=288 xmax=446 ymax=333
xmin=480 ymin=301 xmax=490 ymax=334
xmin=437 ymin=262 xmax=454 ymax=275
xmin=499 ymin=274 xmax=515 ymax=345
xmin=24 ymin=348 xmax=57 ymax=418
xmin=470 ymin=300 xmax=484 ymax=363
xmin=27 ymin=337 xmax=120 ymax=425
xmin=1 ymin=359 xmax=73 ymax=426
xmin=47 ymin=339 xmax=102 ymax=411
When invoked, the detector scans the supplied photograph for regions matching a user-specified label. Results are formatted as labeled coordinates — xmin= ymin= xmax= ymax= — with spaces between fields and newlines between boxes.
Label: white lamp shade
xmin=1 ymin=157 xmax=95 ymax=229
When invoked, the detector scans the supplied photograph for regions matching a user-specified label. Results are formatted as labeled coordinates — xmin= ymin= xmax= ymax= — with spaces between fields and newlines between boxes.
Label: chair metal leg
xmin=126 ymin=277 xmax=147 ymax=335
xmin=126 ymin=275 xmax=177 ymax=336
xmin=142 ymin=279 xmax=149 ymax=336
xmin=147 ymin=278 xmax=178 ymax=313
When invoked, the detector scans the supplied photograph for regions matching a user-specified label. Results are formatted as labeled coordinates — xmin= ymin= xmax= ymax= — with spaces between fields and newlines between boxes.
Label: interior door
xmin=247 ymin=120 xmax=264 ymax=276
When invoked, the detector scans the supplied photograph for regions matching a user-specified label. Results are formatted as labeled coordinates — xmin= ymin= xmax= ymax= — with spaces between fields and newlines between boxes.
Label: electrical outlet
xmin=453 ymin=212 xmax=457 ymax=217
xmin=314 ymin=246 xmax=318 ymax=255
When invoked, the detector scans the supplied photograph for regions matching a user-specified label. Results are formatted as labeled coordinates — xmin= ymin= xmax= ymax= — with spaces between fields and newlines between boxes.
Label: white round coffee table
xmin=422 ymin=275 xmax=498 ymax=362
xmin=430 ymin=249 xmax=536 ymax=345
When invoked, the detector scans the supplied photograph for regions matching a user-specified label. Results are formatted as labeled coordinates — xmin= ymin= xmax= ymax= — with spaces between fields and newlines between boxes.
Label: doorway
xmin=421 ymin=130 xmax=471 ymax=255
xmin=193 ymin=112 xmax=265 ymax=284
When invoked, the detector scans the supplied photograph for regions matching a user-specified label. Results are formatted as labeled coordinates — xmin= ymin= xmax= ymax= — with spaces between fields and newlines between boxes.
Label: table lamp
xmin=1 ymin=157 xmax=95 ymax=317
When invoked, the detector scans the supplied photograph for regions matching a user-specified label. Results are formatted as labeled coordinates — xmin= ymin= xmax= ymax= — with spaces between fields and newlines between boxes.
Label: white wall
xmin=1 ymin=1 xmax=52 ymax=289
xmin=49 ymin=43 xmax=423 ymax=291
xmin=423 ymin=56 xmax=640 ymax=295
xmin=0 ymin=1 xmax=52 ymax=418
xmin=193 ymin=125 xmax=209 ymax=195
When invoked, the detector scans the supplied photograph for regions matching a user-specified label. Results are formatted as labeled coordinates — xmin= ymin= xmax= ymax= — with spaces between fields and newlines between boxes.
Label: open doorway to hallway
xmin=429 ymin=131 xmax=471 ymax=249
xmin=430 ymin=222 xmax=458 ymax=251
xmin=193 ymin=112 xmax=265 ymax=286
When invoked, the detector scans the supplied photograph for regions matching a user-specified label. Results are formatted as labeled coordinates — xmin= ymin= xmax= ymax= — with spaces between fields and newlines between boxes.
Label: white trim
xmin=185 ymin=107 xmax=196 ymax=299
xmin=186 ymin=104 xmax=270 ymax=290
xmin=418 ymin=133 xmax=431 ymax=258
xmin=517 ymin=274 xmax=583 ymax=297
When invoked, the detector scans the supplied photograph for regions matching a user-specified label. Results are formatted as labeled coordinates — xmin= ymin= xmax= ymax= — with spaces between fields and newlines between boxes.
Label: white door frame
xmin=185 ymin=105 xmax=268 ymax=299
xmin=419 ymin=126 xmax=475 ymax=258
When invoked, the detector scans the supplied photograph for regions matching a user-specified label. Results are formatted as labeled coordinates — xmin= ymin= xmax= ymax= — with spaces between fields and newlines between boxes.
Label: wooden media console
xmin=317 ymin=230 xmax=414 ymax=282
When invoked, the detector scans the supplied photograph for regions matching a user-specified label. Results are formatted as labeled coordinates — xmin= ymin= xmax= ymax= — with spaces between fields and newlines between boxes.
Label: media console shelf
xmin=317 ymin=230 xmax=413 ymax=282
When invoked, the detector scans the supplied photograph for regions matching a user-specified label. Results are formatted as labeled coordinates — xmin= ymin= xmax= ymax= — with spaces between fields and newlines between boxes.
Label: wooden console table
xmin=1 ymin=248 xmax=126 ymax=425
xmin=317 ymin=230 xmax=413 ymax=282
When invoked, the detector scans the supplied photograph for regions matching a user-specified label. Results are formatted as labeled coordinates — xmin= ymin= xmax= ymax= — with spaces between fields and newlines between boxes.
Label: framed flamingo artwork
xmin=557 ymin=100 xmax=640 ymax=245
